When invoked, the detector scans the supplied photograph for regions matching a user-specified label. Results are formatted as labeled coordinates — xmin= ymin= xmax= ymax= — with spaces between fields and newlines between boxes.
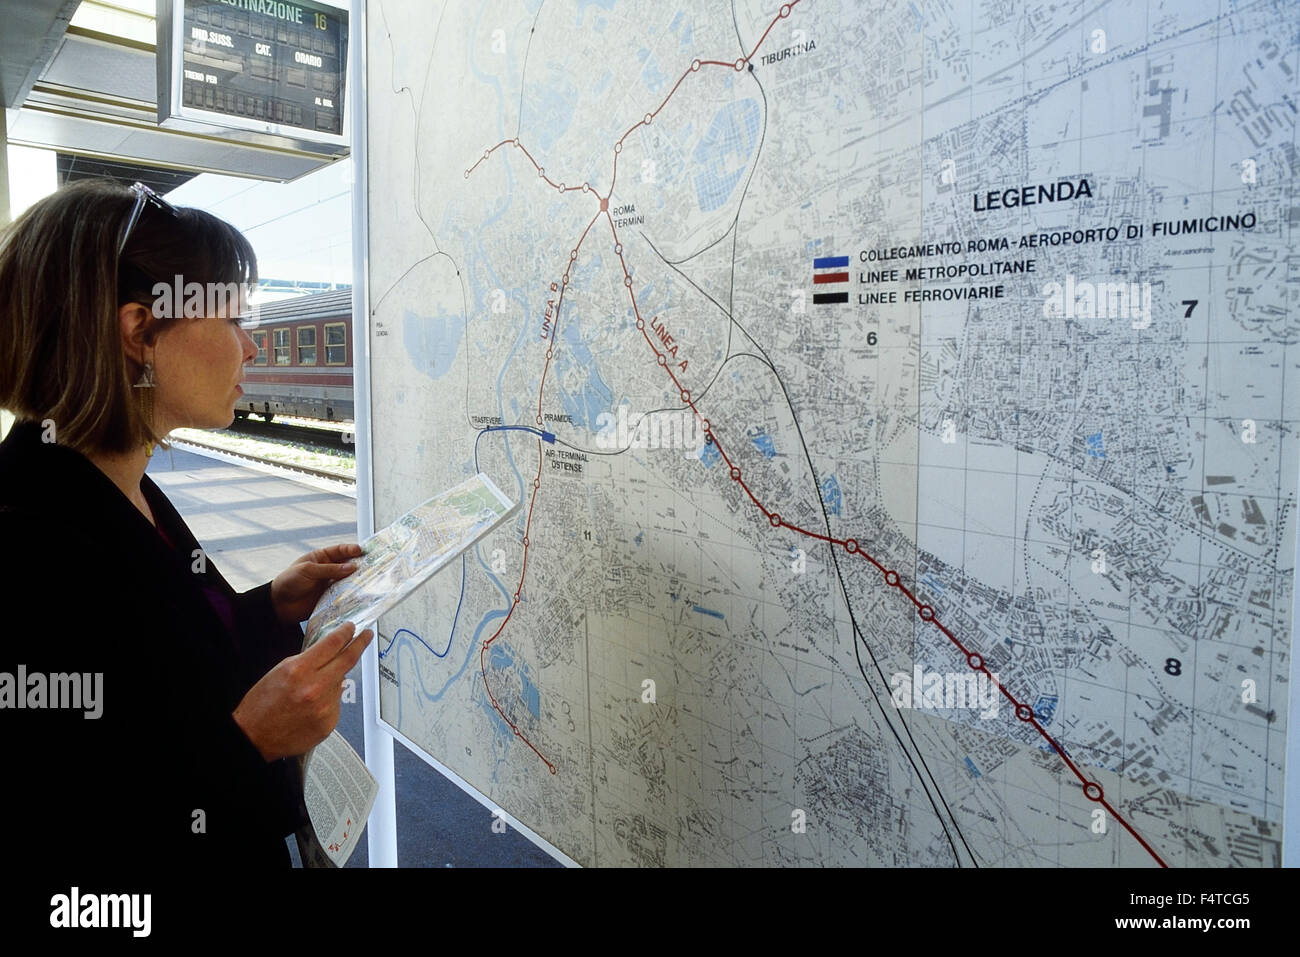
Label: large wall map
xmin=366 ymin=0 xmax=1298 ymax=866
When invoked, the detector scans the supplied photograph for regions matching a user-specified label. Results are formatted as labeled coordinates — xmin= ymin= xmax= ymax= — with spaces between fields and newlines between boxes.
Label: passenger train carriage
xmin=239 ymin=288 xmax=353 ymax=422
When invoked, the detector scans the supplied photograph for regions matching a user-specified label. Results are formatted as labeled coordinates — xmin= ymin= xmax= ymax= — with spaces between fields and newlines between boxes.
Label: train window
xmin=297 ymin=326 xmax=317 ymax=366
xmin=273 ymin=328 xmax=291 ymax=365
xmin=324 ymin=322 xmax=347 ymax=365
xmin=252 ymin=331 xmax=268 ymax=365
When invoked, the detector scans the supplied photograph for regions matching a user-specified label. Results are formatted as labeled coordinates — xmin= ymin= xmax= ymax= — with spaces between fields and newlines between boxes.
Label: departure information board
xmin=159 ymin=0 xmax=348 ymax=142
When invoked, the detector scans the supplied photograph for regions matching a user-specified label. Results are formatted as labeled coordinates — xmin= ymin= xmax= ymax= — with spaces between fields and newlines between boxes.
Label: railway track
xmin=228 ymin=416 xmax=356 ymax=451
xmin=169 ymin=430 xmax=356 ymax=486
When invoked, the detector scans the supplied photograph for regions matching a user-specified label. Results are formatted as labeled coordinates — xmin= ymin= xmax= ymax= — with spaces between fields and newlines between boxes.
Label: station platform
xmin=147 ymin=445 xmax=558 ymax=868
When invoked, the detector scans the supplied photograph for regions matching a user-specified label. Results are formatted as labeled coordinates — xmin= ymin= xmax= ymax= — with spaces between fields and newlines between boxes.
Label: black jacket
xmin=0 ymin=419 xmax=306 ymax=871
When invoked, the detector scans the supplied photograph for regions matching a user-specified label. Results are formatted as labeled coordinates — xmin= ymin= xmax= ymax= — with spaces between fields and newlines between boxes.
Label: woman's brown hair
xmin=0 ymin=178 xmax=257 ymax=454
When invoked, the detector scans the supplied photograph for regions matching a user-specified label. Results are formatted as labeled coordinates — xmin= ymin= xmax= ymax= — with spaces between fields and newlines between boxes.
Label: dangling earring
xmin=134 ymin=359 xmax=156 ymax=457
xmin=133 ymin=360 xmax=156 ymax=389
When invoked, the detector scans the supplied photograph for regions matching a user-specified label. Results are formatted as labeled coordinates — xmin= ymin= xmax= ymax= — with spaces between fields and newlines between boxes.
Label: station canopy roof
xmin=2 ymin=0 xmax=347 ymax=182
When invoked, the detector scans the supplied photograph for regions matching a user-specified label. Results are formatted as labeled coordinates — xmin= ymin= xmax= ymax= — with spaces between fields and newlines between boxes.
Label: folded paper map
xmin=297 ymin=471 xmax=519 ymax=865
xmin=305 ymin=472 xmax=519 ymax=649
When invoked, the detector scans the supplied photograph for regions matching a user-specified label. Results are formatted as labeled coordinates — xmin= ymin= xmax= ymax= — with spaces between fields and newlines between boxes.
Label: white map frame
xmin=355 ymin=0 xmax=1300 ymax=869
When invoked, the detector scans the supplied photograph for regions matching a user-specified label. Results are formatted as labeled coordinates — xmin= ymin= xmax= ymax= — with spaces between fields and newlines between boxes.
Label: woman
xmin=0 ymin=179 xmax=373 ymax=869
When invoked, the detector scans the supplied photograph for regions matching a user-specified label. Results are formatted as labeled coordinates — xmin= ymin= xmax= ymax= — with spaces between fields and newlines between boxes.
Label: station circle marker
xmin=680 ymin=389 xmax=690 ymax=402
xmin=546 ymin=349 xmax=552 ymax=359
xmin=967 ymin=653 xmax=983 ymax=670
xmin=583 ymin=183 xmax=590 ymax=192
xmin=615 ymin=142 xmax=622 ymax=153
xmin=514 ymin=592 xmax=520 ymax=602
xmin=535 ymin=415 xmax=543 ymax=425
xmin=538 ymin=167 xmax=545 ymax=177
xmin=483 ymin=150 xmax=490 ymax=159
xmin=1015 ymin=703 xmax=1034 ymax=722
xmin=656 ymin=354 xmax=667 ymax=367
xmin=558 ymin=182 xmax=565 ymax=191
xmin=691 ymin=59 xmax=701 ymax=71
xmin=734 ymin=58 xmax=745 ymax=70
xmin=624 ymin=276 xmax=632 ymax=287
xmin=635 ymin=317 xmax=644 ymax=330
xmin=570 ymin=249 xmax=577 ymax=260
xmin=644 ymin=113 xmax=653 ymax=125
xmin=885 ymin=570 xmax=899 ymax=586
xmin=615 ymin=243 xmax=623 ymax=254
xmin=533 ymin=479 xmax=540 ymax=489
xmin=845 ymin=539 xmax=859 ymax=553
xmin=701 ymin=418 xmax=710 ymax=432
xmin=522 ymin=537 xmax=529 ymax=547
xmin=919 ymin=605 xmax=935 ymax=621
xmin=513 ymin=138 xmax=520 ymax=147
xmin=1083 ymin=782 xmax=1104 ymax=802
xmin=770 ymin=513 xmax=781 ymax=527
xmin=780 ymin=3 xmax=791 ymax=16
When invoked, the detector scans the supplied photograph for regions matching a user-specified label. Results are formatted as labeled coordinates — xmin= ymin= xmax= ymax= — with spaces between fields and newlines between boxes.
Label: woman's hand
xmin=232 ymin=621 xmax=374 ymax=762
xmin=270 ymin=543 xmax=363 ymax=624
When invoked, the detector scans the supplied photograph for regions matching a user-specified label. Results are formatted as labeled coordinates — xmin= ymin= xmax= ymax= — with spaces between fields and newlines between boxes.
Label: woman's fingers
xmin=234 ymin=625 xmax=373 ymax=761
xmin=301 ymin=620 xmax=359 ymax=667
xmin=301 ymin=559 xmax=359 ymax=581
xmin=315 ymin=542 xmax=363 ymax=563
xmin=320 ymin=628 xmax=374 ymax=683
